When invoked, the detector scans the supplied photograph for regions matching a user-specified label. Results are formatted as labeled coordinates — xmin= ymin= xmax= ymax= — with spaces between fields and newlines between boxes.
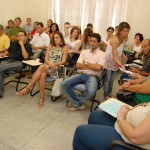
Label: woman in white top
xmin=64 ymin=25 xmax=81 ymax=53
xmin=102 ymin=27 xmax=114 ymax=45
xmin=44 ymin=19 xmax=53 ymax=34
xmin=64 ymin=25 xmax=81 ymax=66
xmin=103 ymin=22 xmax=130 ymax=99
xmin=73 ymin=103 xmax=150 ymax=150
xmin=128 ymin=33 xmax=144 ymax=53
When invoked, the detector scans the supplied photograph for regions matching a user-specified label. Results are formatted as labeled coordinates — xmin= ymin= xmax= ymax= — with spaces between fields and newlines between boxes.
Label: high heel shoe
xmin=16 ymin=86 xmax=30 ymax=96
xmin=38 ymin=97 xmax=45 ymax=108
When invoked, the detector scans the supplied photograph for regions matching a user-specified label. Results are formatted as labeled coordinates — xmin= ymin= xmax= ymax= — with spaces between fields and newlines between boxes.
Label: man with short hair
xmin=30 ymin=22 xmax=50 ymax=59
xmin=61 ymin=33 xmax=106 ymax=111
xmin=0 ymin=24 xmax=10 ymax=55
xmin=0 ymin=31 xmax=32 ymax=98
xmin=7 ymin=17 xmax=24 ymax=42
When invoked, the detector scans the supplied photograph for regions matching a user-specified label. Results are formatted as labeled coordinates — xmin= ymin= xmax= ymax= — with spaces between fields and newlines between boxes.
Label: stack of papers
xmin=98 ymin=98 xmax=133 ymax=118
xmin=119 ymin=67 xmax=133 ymax=75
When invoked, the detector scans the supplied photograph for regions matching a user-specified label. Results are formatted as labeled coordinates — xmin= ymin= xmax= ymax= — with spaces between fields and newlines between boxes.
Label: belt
xmin=79 ymin=72 xmax=98 ymax=77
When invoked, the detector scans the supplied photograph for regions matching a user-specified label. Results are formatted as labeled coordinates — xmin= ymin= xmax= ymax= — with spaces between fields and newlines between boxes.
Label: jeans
xmin=61 ymin=74 xmax=98 ymax=107
xmin=73 ymin=110 xmax=126 ymax=150
xmin=103 ymin=69 xmax=117 ymax=97
xmin=0 ymin=59 xmax=23 ymax=95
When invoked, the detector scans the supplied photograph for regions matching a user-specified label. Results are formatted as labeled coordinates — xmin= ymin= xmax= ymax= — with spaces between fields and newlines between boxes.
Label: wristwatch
xmin=84 ymin=62 xmax=87 ymax=65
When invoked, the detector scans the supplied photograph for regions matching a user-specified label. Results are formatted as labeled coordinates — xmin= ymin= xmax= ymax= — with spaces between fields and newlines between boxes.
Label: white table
xmin=22 ymin=60 xmax=42 ymax=66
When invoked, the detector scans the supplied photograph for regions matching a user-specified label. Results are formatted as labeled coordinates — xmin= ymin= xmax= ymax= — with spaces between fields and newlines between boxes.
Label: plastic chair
xmin=109 ymin=140 xmax=148 ymax=150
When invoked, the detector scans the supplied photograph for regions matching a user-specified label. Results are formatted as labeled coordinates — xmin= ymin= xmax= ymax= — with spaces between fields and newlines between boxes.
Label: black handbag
xmin=116 ymin=90 xmax=135 ymax=102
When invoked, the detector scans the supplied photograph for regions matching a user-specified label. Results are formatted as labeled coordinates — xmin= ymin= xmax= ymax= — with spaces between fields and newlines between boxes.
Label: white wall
xmin=0 ymin=0 xmax=149 ymax=42
xmin=130 ymin=0 xmax=150 ymax=40
xmin=0 ymin=0 xmax=49 ymax=27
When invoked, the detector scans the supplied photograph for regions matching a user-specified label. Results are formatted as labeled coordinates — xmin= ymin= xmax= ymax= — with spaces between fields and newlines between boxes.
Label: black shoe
xmin=0 ymin=95 xmax=3 ymax=99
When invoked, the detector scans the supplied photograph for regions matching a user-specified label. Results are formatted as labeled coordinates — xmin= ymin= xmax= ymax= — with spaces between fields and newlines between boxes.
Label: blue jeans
xmin=61 ymin=74 xmax=98 ymax=107
xmin=0 ymin=59 xmax=23 ymax=95
xmin=73 ymin=110 xmax=125 ymax=150
xmin=103 ymin=69 xmax=117 ymax=97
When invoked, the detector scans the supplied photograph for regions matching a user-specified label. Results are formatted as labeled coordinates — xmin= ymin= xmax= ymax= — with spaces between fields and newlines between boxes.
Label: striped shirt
xmin=141 ymin=55 xmax=150 ymax=72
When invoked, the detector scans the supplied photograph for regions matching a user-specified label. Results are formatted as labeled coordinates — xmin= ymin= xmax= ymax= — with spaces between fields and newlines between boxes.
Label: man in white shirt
xmin=61 ymin=33 xmax=106 ymax=111
xmin=30 ymin=22 xmax=50 ymax=59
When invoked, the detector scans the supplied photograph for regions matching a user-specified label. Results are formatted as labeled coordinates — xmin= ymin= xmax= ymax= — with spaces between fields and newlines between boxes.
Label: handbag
xmin=51 ymin=78 xmax=63 ymax=97
xmin=116 ymin=90 xmax=135 ymax=102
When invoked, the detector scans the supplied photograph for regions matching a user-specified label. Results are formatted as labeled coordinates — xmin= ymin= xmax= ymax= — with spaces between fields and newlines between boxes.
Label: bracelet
xmin=119 ymin=64 xmax=123 ymax=67
xmin=117 ymin=117 xmax=125 ymax=123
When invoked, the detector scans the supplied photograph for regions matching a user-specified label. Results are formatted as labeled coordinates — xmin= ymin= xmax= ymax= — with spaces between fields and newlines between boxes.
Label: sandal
xmin=16 ymin=86 xmax=30 ymax=96
xmin=38 ymin=97 xmax=45 ymax=108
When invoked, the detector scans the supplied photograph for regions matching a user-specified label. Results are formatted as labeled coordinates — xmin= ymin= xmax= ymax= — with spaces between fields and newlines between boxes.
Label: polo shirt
xmin=0 ymin=34 xmax=10 ymax=52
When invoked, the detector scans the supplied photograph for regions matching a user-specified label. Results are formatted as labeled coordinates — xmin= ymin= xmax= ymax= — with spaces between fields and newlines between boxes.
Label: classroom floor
xmin=0 ymin=72 xmax=120 ymax=150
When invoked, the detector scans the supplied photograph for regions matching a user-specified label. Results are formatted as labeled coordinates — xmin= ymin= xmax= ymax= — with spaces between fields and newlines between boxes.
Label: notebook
xmin=119 ymin=67 xmax=133 ymax=75
xmin=98 ymin=98 xmax=133 ymax=118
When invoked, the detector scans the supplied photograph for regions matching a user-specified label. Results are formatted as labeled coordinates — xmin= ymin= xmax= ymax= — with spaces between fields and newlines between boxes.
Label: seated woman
xmin=102 ymin=27 xmax=114 ymax=44
xmin=119 ymin=75 xmax=150 ymax=106
xmin=128 ymin=33 xmax=144 ymax=59
xmin=64 ymin=24 xmax=81 ymax=66
xmin=44 ymin=19 xmax=53 ymax=34
xmin=81 ymin=28 xmax=93 ymax=50
xmin=16 ymin=31 xmax=68 ymax=108
xmin=49 ymin=23 xmax=59 ymax=42
xmin=73 ymin=105 xmax=150 ymax=150
xmin=5 ymin=19 xmax=14 ymax=35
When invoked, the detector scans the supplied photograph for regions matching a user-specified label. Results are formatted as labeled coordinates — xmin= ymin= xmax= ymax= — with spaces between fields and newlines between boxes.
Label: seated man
xmin=61 ymin=33 xmax=106 ymax=111
xmin=30 ymin=22 xmax=50 ymax=60
xmin=7 ymin=17 xmax=24 ymax=42
xmin=0 ymin=24 xmax=10 ymax=55
xmin=0 ymin=31 xmax=32 ymax=98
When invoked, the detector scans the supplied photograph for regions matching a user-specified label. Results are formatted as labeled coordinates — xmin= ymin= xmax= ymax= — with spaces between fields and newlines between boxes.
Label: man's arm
xmin=76 ymin=62 xmax=89 ymax=70
xmin=84 ymin=62 xmax=103 ymax=71
xmin=19 ymin=41 xmax=29 ymax=59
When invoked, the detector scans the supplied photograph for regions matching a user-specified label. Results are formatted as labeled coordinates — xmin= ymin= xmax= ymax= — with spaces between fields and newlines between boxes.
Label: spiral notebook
xmin=98 ymin=98 xmax=133 ymax=118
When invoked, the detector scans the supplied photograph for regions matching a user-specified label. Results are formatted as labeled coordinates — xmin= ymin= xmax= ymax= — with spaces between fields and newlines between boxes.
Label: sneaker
xmin=15 ymin=72 xmax=26 ymax=79
xmin=67 ymin=101 xmax=73 ymax=108
xmin=104 ymin=96 xmax=111 ymax=100
xmin=85 ymin=101 xmax=92 ymax=107
xmin=109 ymin=94 xmax=115 ymax=98
xmin=68 ymin=104 xmax=86 ymax=111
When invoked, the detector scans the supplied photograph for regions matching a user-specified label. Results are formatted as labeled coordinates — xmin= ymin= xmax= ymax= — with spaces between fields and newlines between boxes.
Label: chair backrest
xmin=98 ymin=69 xmax=106 ymax=89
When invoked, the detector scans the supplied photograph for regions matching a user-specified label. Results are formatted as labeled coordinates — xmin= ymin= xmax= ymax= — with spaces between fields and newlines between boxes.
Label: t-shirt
xmin=141 ymin=55 xmax=150 ymax=72
xmin=77 ymin=49 xmax=106 ymax=77
xmin=65 ymin=36 xmax=81 ymax=53
xmin=7 ymin=27 xmax=24 ymax=40
xmin=8 ymin=41 xmax=32 ymax=61
xmin=30 ymin=32 xmax=50 ymax=52
xmin=24 ymin=24 xmax=34 ymax=34
xmin=115 ymin=105 xmax=150 ymax=149
xmin=0 ymin=34 xmax=10 ymax=52
xmin=133 ymin=43 xmax=141 ymax=52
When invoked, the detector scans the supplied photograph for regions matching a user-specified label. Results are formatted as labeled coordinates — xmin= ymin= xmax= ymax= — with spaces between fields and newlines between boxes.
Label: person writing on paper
xmin=119 ymin=39 xmax=150 ymax=81
xmin=103 ymin=22 xmax=130 ymax=100
xmin=129 ymin=39 xmax=150 ymax=78
xmin=119 ymin=75 xmax=150 ymax=105
xmin=73 ymin=103 xmax=150 ymax=150
xmin=16 ymin=31 xmax=68 ymax=108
